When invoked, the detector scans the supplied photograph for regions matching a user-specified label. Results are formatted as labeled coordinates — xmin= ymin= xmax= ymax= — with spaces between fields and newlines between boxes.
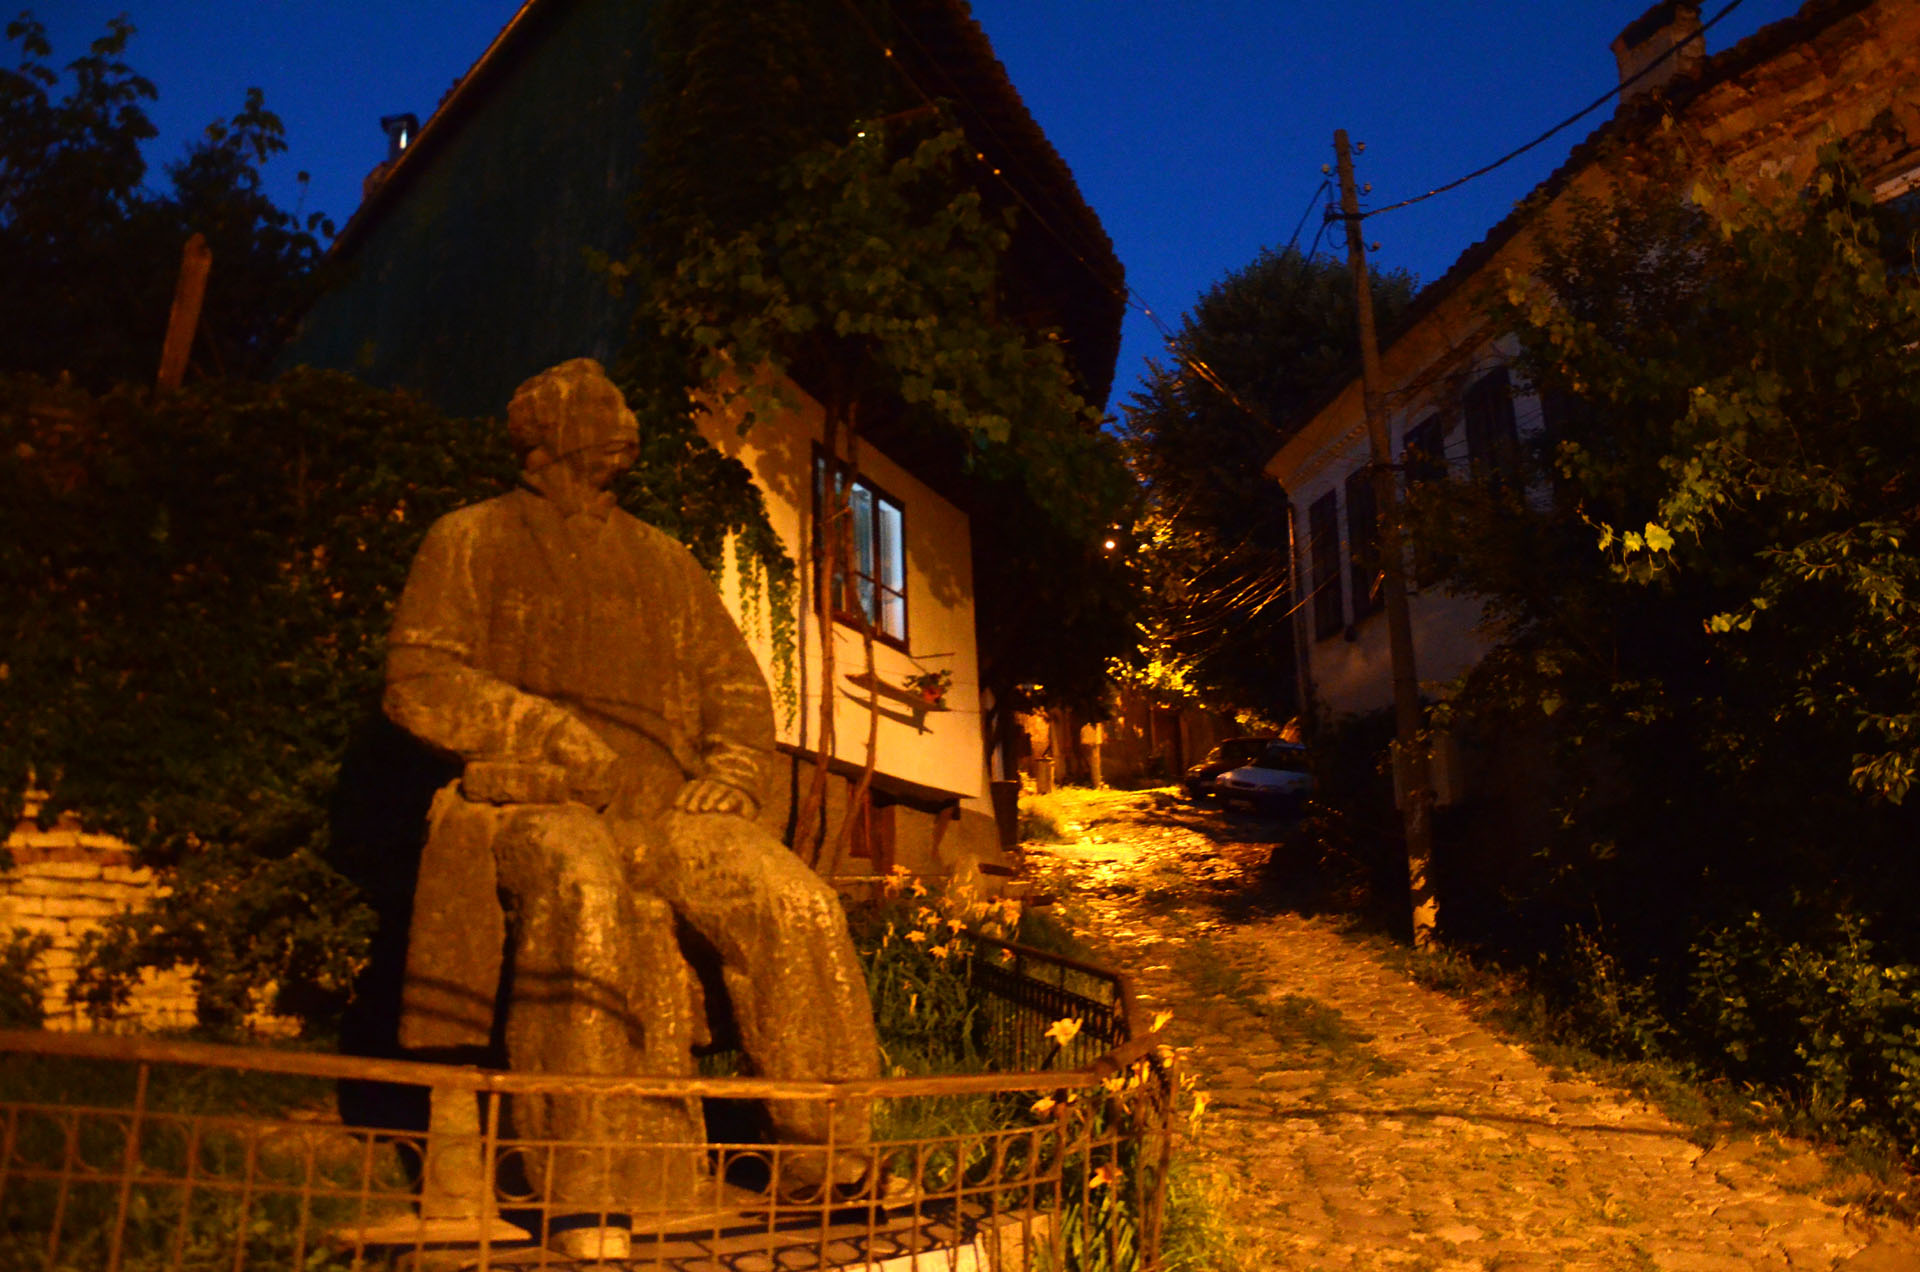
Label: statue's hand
xmin=569 ymin=758 xmax=617 ymax=811
xmin=673 ymin=779 xmax=756 ymax=818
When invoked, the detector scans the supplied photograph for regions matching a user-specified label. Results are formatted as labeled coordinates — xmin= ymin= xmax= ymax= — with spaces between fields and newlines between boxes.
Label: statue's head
xmin=508 ymin=358 xmax=640 ymax=489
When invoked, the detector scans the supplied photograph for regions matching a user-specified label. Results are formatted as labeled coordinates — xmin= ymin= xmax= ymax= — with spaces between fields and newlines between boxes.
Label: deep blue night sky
xmin=32 ymin=1 xmax=1804 ymax=412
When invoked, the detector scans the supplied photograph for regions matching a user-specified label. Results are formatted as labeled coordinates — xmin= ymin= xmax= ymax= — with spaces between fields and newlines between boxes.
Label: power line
xmin=1360 ymin=0 xmax=1748 ymax=220
xmin=1283 ymin=179 xmax=1331 ymax=255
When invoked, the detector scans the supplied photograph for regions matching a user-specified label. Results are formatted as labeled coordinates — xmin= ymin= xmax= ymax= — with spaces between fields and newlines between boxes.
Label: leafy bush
xmin=0 ymin=369 xmax=516 ymax=1034
xmin=0 ymin=927 xmax=52 ymax=1027
xmin=1688 ymin=913 xmax=1920 ymax=1150
xmin=1554 ymin=926 xmax=1671 ymax=1063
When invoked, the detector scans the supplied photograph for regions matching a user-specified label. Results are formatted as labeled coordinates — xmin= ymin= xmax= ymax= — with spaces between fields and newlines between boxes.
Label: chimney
xmin=379 ymin=113 xmax=420 ymax=163
xmin=1612 ymin=2 xmax=1705 ymax=108
xmin=364 ymin=113 xmax=420 ymax=202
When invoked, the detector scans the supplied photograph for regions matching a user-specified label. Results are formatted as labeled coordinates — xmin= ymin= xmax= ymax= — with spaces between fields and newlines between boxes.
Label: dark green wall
xmin=284 ymin=0 xmax=655 ymax=417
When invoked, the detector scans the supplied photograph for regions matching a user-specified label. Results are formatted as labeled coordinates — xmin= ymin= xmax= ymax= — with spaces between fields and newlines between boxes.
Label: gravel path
xmin=1020 ymin=787 xmax=1920 ymax=1272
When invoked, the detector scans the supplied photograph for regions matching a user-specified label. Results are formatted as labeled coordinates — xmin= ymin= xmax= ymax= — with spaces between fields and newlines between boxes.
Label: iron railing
xmin=0 ymin=939 xmax=1174 ymax=1270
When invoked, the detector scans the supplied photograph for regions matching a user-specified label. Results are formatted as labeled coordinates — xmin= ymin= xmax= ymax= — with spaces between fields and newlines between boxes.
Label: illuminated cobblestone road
xmin=1021 ymin=787 xmax=1920 ymax=1272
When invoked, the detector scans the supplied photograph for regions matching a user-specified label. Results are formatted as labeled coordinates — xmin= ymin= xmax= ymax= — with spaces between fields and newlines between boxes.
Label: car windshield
xmin=1207 ymin=739 xmax=1269 ymax=767
xmin=1252 ymin=744 xmax=1310 ymax=772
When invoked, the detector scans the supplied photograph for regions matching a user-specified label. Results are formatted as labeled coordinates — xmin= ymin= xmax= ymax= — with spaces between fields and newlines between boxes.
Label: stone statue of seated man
xmin=382 ymin=358 xmax=880 ymax=1260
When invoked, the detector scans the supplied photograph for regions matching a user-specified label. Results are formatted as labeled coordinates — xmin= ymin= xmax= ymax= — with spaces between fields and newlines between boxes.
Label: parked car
xmin=1182 ymin=736 xmax=1277 ymax=800
xmin=1215 ymin=742 xmax=1315 ymax=815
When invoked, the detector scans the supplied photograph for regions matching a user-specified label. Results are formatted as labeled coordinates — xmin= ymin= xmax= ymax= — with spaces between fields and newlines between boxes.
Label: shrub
xmin=1687 ymin=913 xmax=1920 ymax=1150
xmin=0 ymin=928 xmax=52 ymax=1027
xmin=1554 ymin=926 xmax=1671 ymax=1063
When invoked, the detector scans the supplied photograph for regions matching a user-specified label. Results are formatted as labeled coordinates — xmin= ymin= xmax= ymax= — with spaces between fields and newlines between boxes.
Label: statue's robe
xmin=384 ymin=485 xmax=878 ymax=1211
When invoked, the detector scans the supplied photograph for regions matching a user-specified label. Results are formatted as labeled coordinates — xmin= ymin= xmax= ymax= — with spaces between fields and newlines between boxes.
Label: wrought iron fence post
xmin=104 ymin=1059 xmax=149 ymax=1272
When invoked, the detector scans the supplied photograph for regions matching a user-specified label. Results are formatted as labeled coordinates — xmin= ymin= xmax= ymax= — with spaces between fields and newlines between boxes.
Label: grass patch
xmin=1157 ymin=1158 xmax=1246 ymax=1272
xmin=1018 ymin=791 xmax=1077 ymax=844
xmin=1393 ymin=944 xmax=1920 ymax=1220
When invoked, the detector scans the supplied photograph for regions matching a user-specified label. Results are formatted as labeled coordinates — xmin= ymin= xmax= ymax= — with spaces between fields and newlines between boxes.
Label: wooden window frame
xmin=814 ymin=447 xmax=909 ymax=651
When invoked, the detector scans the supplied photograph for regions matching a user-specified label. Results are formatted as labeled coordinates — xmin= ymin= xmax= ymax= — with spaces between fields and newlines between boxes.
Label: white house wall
xmin=1287 ymin=338 xmax=1552 ymax=718
xmin=695 ymin=381 xmax=988 ymax=804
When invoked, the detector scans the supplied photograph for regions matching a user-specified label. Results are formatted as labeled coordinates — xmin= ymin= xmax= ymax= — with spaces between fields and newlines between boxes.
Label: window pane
xmin=880 ymin=586 xmax=906 ymax=640
xmin=851 ymin=483 xmax=875 ymax=580
xmin=877 ymin=499 xmax=904 ymax=593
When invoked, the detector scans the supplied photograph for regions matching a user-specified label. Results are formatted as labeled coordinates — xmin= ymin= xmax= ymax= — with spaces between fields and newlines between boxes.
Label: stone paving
xmin=1019 ymin=787 xmax=1920 ymax=1272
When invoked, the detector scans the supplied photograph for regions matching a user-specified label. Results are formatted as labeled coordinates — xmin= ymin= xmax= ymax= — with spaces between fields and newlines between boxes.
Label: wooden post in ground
xmin=156 ymin=233 xmax=211 ymax=391
xmin=1331 ymin=129 xmax=1438 ymax=949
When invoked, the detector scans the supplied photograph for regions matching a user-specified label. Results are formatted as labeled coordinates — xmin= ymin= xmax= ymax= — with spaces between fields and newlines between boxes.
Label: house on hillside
xmin=281 ymin=0 xmax=1125 ymax=886
xmin=1266 ymin=0 xmax=1920 ymax=731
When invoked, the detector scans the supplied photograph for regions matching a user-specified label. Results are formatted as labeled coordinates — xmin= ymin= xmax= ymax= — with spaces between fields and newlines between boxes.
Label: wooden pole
xmin=1332 ymin=129 xmax=1438 ymax=949
xmin=156 ymin=233 xmax=212 ymax=390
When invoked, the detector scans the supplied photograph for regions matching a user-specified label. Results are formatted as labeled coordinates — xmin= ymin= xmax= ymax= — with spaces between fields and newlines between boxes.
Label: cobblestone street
xmin=1020 ymin=787 xmax=1920 ymax=1272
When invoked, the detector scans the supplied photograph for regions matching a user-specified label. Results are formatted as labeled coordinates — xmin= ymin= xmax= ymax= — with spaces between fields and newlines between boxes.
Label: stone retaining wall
xmin=1 ymin=803 xmax=197 ymax=1031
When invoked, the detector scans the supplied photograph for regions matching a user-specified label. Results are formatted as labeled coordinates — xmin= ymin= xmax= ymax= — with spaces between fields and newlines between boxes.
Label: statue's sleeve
xmin=683 ymin=551 xmax=777 ymax=803
xmin=384 ymin=511 xmax=610 ymax=772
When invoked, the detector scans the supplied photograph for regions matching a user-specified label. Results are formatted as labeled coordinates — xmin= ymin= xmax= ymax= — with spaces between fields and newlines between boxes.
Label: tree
xmin=1123 ymin=246 xmax=1414 ymax=720
xmin=0 ymin=14 xmax=328 ymax=389
xmin=1414 ymin=147 xmax=1920 ymax=967
xmin=1 ymin=370 xmax=518 ymax=1029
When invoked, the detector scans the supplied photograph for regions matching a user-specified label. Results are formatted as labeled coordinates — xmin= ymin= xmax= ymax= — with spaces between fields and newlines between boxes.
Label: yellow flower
xmin=1188 ymin=1091 xmax=1210 ymax=1126
xmin=1150 ymin=1009 xmax=1174 ymax=1033
xmin=928 ymin=943 xmax=952 ymax=961
xmin=1030 ymin=1096 xmax=1057 ymax=1116
xmin=905 ymin=930 xmax=928 ymax=945
xmin=1044 ymin=1017 xmax=1083 ymax=1048
xmin=909 ymin=878 xmax=928 ymax=898
xmin=1090 ymin=1162 xmax=1122 ymax=1191
xmin=908 ymin=992 xmax=918 ymax=1017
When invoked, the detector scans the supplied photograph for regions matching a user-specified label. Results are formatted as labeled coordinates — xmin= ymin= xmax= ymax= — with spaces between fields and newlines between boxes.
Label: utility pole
xmin=1332 ymin=129 xmax=1438 ymax=949
xmin=156 ymin=233 xmax=211 ymax=391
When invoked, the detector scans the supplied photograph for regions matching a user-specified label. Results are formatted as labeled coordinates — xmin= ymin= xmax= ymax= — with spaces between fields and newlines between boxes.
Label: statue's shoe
xmin=777 ymin=1149 xmax=880 ymax=1203
xmin=550 ymin=1224 xmax=631 ymax=1263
